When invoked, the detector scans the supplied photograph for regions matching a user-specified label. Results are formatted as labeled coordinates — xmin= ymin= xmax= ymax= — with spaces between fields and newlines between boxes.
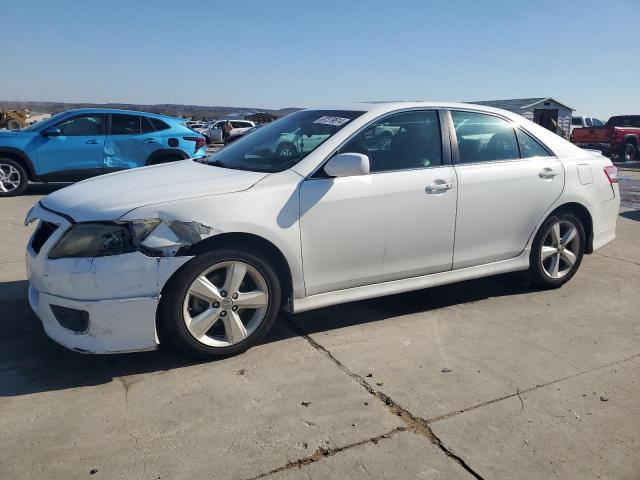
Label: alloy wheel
xmin=0 ymin=163 xmax=21 ymax=193
xmin=278 ymin=146 xmax=295 ymax=158
xmin=182 ymin=261 xmax=269 ymax=347
xmin=539 ymin=220 xmax=580 ymax=279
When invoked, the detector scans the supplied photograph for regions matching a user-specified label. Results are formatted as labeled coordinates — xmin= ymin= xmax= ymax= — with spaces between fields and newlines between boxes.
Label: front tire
xmin=528 ymin=212 xmax=585 ymax=289
xmin=159 ymin=249 xmax=281 ymax=359
xmin=0 ymin=158 xmax=28 ymax=197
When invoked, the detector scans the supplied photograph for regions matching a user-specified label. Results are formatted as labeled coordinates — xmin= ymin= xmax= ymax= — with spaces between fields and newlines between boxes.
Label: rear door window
xmin=515 ymin=129 xmax=551 ymax=158
xmin=111 ymin=114 xmax=142 ymax=135
xmin=585 ymin=118 xmax=592 ymax=127
xmin=141 ymin=117 xmax=156 ymax=133
xmin=571 ymin=117 xmax=583 ymax=126
xmin=150 ymin=118 xmax=170 ymax=131
xmin=452 ymin=111 xmax=519 ymax=163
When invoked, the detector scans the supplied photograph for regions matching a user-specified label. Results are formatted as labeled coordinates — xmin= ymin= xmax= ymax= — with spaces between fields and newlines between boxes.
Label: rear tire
xmin=623 ymin=141 xmax=637 ymax=162
xmin=159 ymin=249 xmax=281 ymax=359
xmin=0 ymin=158 xmax=28 ymax=197
xmin=5 ymin=118 xmax=22 ymax=131
xmin=528 ymin=212 xmax=585 ymax=289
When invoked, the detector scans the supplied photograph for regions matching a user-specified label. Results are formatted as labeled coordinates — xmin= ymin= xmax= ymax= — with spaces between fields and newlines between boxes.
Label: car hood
xmin=41 ymin=160 xmax=270 ymax=222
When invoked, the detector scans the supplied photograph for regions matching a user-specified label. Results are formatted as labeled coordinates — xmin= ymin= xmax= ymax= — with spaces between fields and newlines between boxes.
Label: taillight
xmin=604 ymin=165 xmax=618 ymax=183
xmin=183 ymin=136 xmax=206 ymax=153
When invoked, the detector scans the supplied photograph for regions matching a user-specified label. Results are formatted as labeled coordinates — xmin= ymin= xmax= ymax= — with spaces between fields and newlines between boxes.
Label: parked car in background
xmin=570 ymin=116 xmax=604 ymax=135
xmin=224 ymin=125 xmax=262 ymax=145
xmin=25 ymin=102 xmax=619 ymax=358
xmin=187 ymin=122 xmax=209 ymax=133
xmin=572 ymin=115 xmax=640 ymax=162
xmin=0 ymin=108 xmax=206 ymax=196
xmin=206 ymin=120 xmax=255 ymax=143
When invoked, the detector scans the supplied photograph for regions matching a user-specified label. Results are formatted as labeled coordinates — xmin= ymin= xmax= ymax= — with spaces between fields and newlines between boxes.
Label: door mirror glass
xmin=324 ymin=153 xmax=370 ymax=177
xmin=42 ymin=127 xmax=62 ymax=137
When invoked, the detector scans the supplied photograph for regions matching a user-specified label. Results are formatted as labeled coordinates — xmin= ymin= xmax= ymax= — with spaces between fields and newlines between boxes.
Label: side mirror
xmin=42 ymin=127 xmax=62 ymax=137
xmin=324 ymin=153 xmax=370 ymax=178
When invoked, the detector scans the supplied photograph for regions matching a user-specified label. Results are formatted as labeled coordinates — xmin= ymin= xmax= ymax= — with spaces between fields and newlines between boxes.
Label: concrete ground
xmin=1 ymin=177 xmax=639 ymax=479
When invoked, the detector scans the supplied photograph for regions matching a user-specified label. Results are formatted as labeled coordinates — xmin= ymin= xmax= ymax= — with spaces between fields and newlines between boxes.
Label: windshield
xmin=205 ymin=110 xmax=364 ymax=172
xmin=20 ymin=112 xmax=69 ymax=132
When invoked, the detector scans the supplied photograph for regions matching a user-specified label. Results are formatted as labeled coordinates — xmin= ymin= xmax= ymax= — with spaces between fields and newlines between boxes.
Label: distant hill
xmin=0 ymin=100 xmax=302 ymax=121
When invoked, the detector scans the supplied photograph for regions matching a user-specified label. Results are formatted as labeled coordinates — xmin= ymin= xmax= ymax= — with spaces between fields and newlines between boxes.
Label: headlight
xmin=48 ymin=219 xmax=161 ymax=259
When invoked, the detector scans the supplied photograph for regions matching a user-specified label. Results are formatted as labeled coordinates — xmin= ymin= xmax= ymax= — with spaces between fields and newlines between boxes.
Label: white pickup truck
xmin=570 ymin=116 xmax=604 ymax=135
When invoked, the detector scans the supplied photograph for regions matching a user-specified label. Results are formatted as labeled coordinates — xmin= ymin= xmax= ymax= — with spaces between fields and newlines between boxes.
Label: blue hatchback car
xmin=0 ymin=108 xmax=206 ymax=196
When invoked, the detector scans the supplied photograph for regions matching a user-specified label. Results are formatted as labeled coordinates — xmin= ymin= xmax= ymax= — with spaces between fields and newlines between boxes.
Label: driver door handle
xmin=85 ymin=139 xmax=100 ymax=144
xmin=539 ymin=167 xmax=560 ymax=179
xmin=143 ymin=138 xmax=158 ymax=143
xmin=425 ymin=182 xmax=454 ymax=194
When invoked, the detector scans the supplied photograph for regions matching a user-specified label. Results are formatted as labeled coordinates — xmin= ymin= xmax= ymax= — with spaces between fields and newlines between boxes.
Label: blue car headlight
xmin=48 ymin=219 xmax=161 ymax=259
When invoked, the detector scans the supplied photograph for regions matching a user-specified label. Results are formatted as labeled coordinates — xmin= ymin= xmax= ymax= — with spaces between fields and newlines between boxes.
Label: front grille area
xmin=31 ymin=221 xmax=58 ymax=254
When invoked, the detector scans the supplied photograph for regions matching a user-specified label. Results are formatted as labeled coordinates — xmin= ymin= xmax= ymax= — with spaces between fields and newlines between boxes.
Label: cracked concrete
xmin=0 ymin=186 xmax=639 ymax=479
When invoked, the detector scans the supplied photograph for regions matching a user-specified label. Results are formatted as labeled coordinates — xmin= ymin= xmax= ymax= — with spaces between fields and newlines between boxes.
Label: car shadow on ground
xmin=619 ymin=209 xmax=640 ymax=222
xmin=615 ymin=161 xmax=640 ymax=171
xmin=0 ymin=273 xmax=536 ymax=397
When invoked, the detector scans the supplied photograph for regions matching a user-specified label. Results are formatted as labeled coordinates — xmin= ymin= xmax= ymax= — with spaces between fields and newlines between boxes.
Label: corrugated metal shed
xmin=472 ymin=97 xmax=574 ymax=139
xmin=245 ymin=112 xmax=278 ymax=124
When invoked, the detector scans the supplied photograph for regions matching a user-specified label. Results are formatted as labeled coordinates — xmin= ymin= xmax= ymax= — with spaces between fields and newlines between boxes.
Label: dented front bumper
xmin=25 ymin=203 xmax=192 ymax=354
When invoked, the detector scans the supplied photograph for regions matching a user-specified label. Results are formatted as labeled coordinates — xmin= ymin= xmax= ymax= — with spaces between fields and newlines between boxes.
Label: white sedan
xmin=25 ymin=102 xmax=620 ymax=358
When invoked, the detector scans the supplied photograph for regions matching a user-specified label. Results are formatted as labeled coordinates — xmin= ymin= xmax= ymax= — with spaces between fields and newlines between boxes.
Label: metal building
xmin=472 ymin=97 xmax=574 ymax=139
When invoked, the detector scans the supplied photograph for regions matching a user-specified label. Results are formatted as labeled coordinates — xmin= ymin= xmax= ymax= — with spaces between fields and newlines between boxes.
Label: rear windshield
xmin=204 ymin=110 xmax=364 ymax=173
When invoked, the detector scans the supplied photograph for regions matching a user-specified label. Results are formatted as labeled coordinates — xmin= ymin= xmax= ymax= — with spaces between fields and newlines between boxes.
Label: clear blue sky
xmin=1 ymin=0 xmax=638 ymax=119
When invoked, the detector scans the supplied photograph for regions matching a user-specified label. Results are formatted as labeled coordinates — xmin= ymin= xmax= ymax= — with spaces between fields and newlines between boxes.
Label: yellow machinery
xmin=0 ymin=109 xmax=27 ymax=130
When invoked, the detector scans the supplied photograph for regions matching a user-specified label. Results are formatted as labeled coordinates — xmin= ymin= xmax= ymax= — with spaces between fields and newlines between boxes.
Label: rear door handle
xmin=539 ymin=168 xmax=560 ymax=179
xmin=425 ymin=182 xmax=454 ymax=194
xmin=143 ymin=138 xmax=157 ymax=143
xmin=86 ymin=139 xmax=100 ymax=144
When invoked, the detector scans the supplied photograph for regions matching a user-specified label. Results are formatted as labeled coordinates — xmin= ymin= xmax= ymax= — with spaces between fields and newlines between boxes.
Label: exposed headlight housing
xmin=48 ymin=219 xmax=161 ymax=259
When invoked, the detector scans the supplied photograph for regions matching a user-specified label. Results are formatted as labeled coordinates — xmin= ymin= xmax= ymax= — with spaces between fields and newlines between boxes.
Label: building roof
xmin=471 ymin=97 xmax=575 ymax=112
xmin=245 ymin=112 xmax=279 ymax=122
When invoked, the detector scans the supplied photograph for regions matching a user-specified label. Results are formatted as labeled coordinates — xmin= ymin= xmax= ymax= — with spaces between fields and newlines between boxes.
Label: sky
xmin=1 ymin=0 xmax=638 ymax=119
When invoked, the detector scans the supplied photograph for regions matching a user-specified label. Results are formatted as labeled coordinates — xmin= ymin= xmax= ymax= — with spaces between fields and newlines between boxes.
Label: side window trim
xmin=446 ymin=108 xmax=555 ymax=165
xmin=309 ymin=108 xmax=452 ymax=179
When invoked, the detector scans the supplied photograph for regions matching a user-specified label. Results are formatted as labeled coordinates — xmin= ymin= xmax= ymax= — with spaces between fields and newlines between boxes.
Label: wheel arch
xmin=0 ymin=148 xmax=36 ymax=179
xmin=164 ymin=232 xmax=294 ymax=312
xmin=546 ymin=202 xmax=594 ymax=254
xmin=623 ymin=134 xmax=638 ymax=145
xmin=146 ymin=148 xmax=190 ymax=166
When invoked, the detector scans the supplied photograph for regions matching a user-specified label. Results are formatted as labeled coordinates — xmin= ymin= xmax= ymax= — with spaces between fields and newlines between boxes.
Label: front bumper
xmin=25 ymin=203 xmax=191 ymax=354
xmin=28 ymin=286 xmax=160 ymax=353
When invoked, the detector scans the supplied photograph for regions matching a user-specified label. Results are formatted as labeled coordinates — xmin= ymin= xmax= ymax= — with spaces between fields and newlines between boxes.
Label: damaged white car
xmin=25 ymin=103 xmax=620 ymax=358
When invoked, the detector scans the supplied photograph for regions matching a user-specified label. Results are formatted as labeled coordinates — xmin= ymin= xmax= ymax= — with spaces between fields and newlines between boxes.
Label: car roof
xmin=59 ymin=108 xmax=179 ymax=121
xmin=303 ymin=101 xmax=530 ymax=118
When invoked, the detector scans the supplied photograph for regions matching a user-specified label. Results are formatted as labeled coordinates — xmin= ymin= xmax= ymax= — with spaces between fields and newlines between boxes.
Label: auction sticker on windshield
xmin=313 ymin=116 xmax=352 ymax=126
